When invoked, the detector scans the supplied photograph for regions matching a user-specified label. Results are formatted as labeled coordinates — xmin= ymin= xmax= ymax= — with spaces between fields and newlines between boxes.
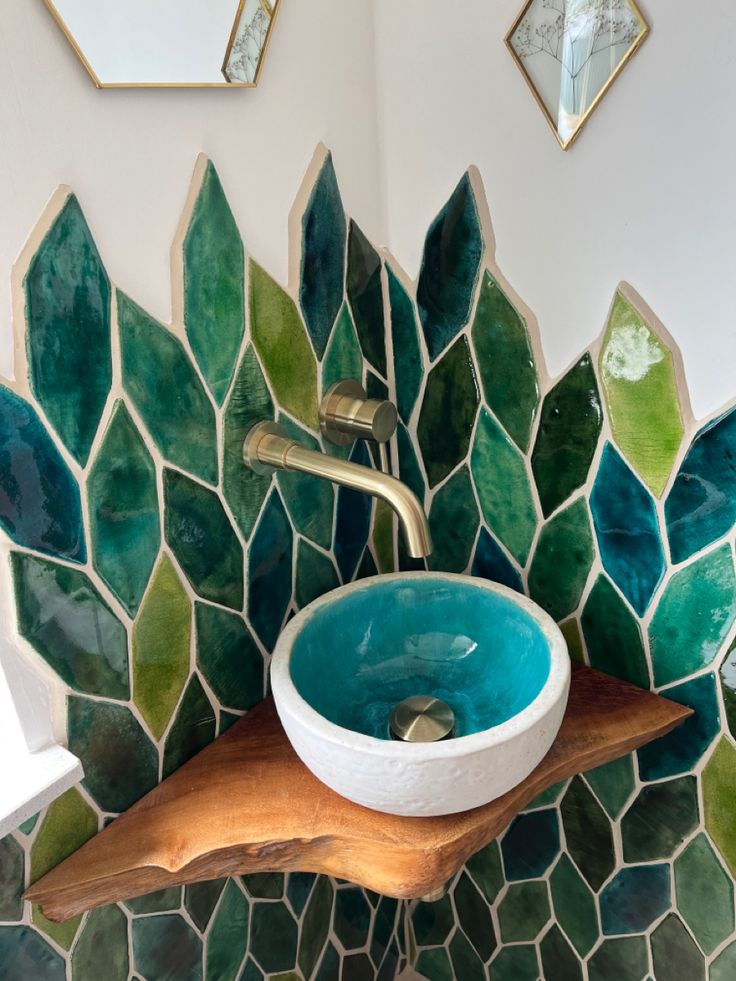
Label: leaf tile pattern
xmin=3 ymin=152 xmax=736 ymax=979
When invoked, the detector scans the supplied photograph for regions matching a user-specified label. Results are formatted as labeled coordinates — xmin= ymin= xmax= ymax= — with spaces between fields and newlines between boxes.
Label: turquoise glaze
xmin=289 ymin=577 xmax=552 ymax=740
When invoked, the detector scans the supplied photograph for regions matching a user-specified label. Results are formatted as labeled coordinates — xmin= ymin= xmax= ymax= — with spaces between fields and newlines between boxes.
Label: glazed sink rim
xmin=271 ymin=571 xmax=570 ymax=760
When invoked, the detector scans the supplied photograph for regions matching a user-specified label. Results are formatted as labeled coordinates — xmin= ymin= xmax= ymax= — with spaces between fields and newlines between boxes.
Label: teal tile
xmin=195 ymin=603 xmax=263 ymax=711
xmin=675 ymin=832 xmax=734 ymax=955
xmin=539 ymin=924 xmax=583 ymax=981
xmin=132 ymin=914 xmax=202 ymax=981
xmin=206 ymin=879 xmax=249 ymax=981
xmin=347 ymin=221 xmax=386 ymax=376
xmin=125 ymin=888 xmax=181 ymax=914
xmin=0 ymin=385 xmax=85 ymax=563
xmin=24 ymin=195 xmax=111 ymax=465
xmin=448 ymin=927 xmax=486 ymax=981
xmin=501 ymin=809 xmax=559 ymax=880
xmin=465 ymin=839 xmax=504 ymax=905
xmin=333 ymin=887 xmax=371 ymax=951
xmin=532 ymin=354 xmax=603 ymax=517
xmin=298 ymin=876 xmax=333 ymax=979
xmin=88 ymin=401 xmax=159 ymax=616
xmin=622 ymin=777 xmax=698 ymax=861
xmin=334 ymin=442 xmax=373 ymax=581
xmin=397 ymin=422 xmax=426 ymax=505
xmin=584 ymin=755 xmax=635 ymax=819
xmin=0 ymin=927 xmax=66 ymax=981
xmin=453 ymin=872 xmax=495 ymax=960
xmin=322 ymin=302 xmax=363 ymax=394
xmin=561 ymin=777 xmax=615 ymax=891
xmin=490 ymin=945 xmax=538 ymax=981
xmin=498 ymin=880 xmax=549 ymax=942
xmin=18 ymin=813 xmax=38 ymax=835
xmin=471 ymin=527 xmax=523 ymax=593
xmin=183 ymin=161 xmax=244 ymax=405
xmin=248 ymin=488 xmax=293 ymax=650
xmin=600 ymin=864 xmax=671 ymax=935
xmin=163 ymin=675 xmax=216 ymax=778
xmin=588 ymin=937 xmax=648 ymax=981
xmin=638 ymin=674 xmax=720 ymax=780
xmin=164 ymin=468 xmax=244 ymax=610
xmin=528 ymin=497 xmax=594 ymax=621
xmin=250 ymin=901 xmax=298 ymax=974
xmin=417 ymin=173 xmax=483 ymax=360
xmin=471 ymin=408 xmax=537 ymax=565
xmin=649 ymin=542 xmax=736 ymax=686
xmin=471 ymin=270 xmax=539 ymax=451
xmin=119 ymin=292 xmax=217 ymax=484
xmin=582 ymin=575 xmax=650 ymax=689
xmin=185 ymin=878 xmax=226 ymax=932
xmin=0 ymin=836 xmax=24 ymax=920
xmin=427 ymin=465 xmax=479 ymax=573
xmin=418 ymin=335 xmax=479 ymax=488
xmin=68 ymin=696 xmax=158 ymax=812
xmin=295 ymin=539 xmax=340 ymax=609
xmin=276 ymin=415 xmax=334 ymax=550
xmin=650 ymin=914 xmax=705 ymax=981
xmin=550 ymin=853 xmax=598 ymax=956
xmin=12 ymin=552 xmax=129 ymax=698
xmin=299 ymin=153 xmax=346 ymax=360
xmin=71 ymin=904 xmax=129 ymax=981
xmin=387 ymin=265 xmax=423 ymax=423
xmin=223 ymin=344 xmax=274 ymax=540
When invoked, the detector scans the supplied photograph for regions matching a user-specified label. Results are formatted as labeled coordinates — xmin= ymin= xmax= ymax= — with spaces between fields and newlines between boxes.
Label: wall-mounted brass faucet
xmin=243 ymin=382 xmax=432 ymax=559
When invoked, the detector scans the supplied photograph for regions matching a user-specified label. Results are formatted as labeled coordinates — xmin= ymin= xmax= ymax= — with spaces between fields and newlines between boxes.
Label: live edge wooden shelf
xmin=27 ymin=664 xmax=692 ymax=922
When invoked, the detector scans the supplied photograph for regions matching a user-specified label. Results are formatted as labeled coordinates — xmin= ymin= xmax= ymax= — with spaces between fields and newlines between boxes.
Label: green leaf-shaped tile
xmin=163 ymin=674 xmax=216 ymax=778
xmin=250 ymin=901 xmax=298 ymax=974
xmin=471 ymin=408 xmax=537 ymax=566
xmin=295 ymin=539 xmax=340 ymax=609
xmin=373 ymin=500 xmax=394 ymax=574
xmin=427 ymin=466 xmax=479 ymax=573
xmin=347 ymin=221 xmax=386 ymax=377
xmin=540 ymin=925 xmax=583 ymax=981
xmin=133 ymin=554 xmax=191 ymax=740
xmin=24 ymin=195 xmax=111 ymax=466
xmin=248 ymin=489 xmax=293 ymax=650
xmin=397 ymin=422 xmax=426 ymax=505
xmin=164 ymin=468 xmax=244 ymax=610
xmin=599 ymin=290 xmax=684 ymax=496
xmin=581 ymin=575 xmax=650 ymax=689
xmin=550 ymin=854 xmax=598 ymax=956
xmin=298 ymin=877 xmax=333 ymax=980
xmin=650 ymin=914 xmax=705 ymax=981
xmin=250 ymin=260 xmax=319 ymax=430
xmin=88 ymin=401 xmax=160 ymax=616
xmin=183 ymin=161 xmax=245 ymax=405
xmin=418 ymin=335 xmax=479 ymax=488
xmin=185 ymin=879 xmax=226 ymax=932
xmin=132 ymin=915 xmax=202 ymax=981
xmin=471 ymin=271 xmax=539 ymax=451
xmin=12 ymin=552 xmax=129 ymax=699
xmin=388 ymin=266 xmax=423 ymax=424
xmin=674 ymin=830 xmax=734 ymax=954
xmin=223 ymin=344 xmax=274 ymax=540
xmin=528 ymin=498 xmax=594 ymax=621
xmin=206 ymin=879 xmax=249 ymax=981
xmin=621 ymin=777 xmax=698 ymax=862
xmin=584 ymin=755 xmax=634 ymax=819
xmin=67 ymin=696 xmax=158 ymax=812
xmin=195 ymin=603 xmax=264 ymax=711
xmin=703 ymin=738 xmax=736 ymax=878
xmin=532 ymin=354 xmax=603 ymax=517
xmin=452 ymin=874 xmax=496 ymax=959
xmin=649 ymin=543 xmax=736 ymax=686
xmin=0 ymin=928 xmax=65 ymax=981
xmin=588 ymin=938 xmax=648 ymax=981
xmin=0 ymin=835 xmax=24 ymax=921
xmin=498 ymin=881 xmax=549 ymax=943
xmin=322 ymin=302 xmax=363 ymax=394
xmin=276 ymin=415 xmax=334 ymax=549
xmin=119 ymin=292 xmax=217 ymax=484
xmin=561 ymin=777 xmax=616 ymax=892
xmin=72 ymin=904 xmax=129 ymax=981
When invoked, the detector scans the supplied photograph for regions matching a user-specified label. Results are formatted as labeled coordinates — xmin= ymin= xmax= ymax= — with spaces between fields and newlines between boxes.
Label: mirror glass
xmin=508 ymin=0 xmax=648 ymax=148
xmin=44 ymin=0 xmax=281 ymax=87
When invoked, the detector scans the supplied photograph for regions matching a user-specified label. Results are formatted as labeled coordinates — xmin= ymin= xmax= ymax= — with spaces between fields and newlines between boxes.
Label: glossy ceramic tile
xmin=387 ymin=266 xmax=423 ymax=423
xmin=205 ymin=878 xmax=249 ymax=981
xmin=0 ymin=927 xmax=66 ymax=980
xmin=584 ymin=756 xmax=634 ymax=820
xmin=490 ymin=944 xmax=539 ymax=981
xmin=162 ymin=674 xmax=216 ymax=779
xmin=0 ymin=835 xmax=24 ymax=921
xmin=501 ymin=810 xmax=559 ymax=880
xmin=347 ymin=221 xmax=386 ymax=377
xmin=581 ymin=574 xmax=650 ymax=689
xmin=471 ymin=527 xmax=523 ymax=593
xmin=427 ymin=465 xmax=479 ymax=573
xmin=195 ymin=603 xmax=263 ymax=711
xmin=132 ymin=914 xmax=203 ymax=981
xmin=250 ymin=900 xmax=298 ymax=974
xmin=549 ymin=854 xmax=598 ymax=956
xmin=322 ymin=302 xmax=363 ymax=394
xmin=650 ymin=913 xmax=705 ymax=981
xmin=71 ymin=905 xmax=128 ymax=981
xmin=528 ymin=498 xmax=593 ymax=621
xmin=703 ymin=738 xmax=736 ymax=877
xmin=248 ymin=488 xmax=293 ymax=650
xmin=621 ymin=777 xmax=698 ymax=862
xmin=560 ymin=777 xmax=615 ymax=892
xmin=539 ymin=925 xmax=583 ymax=981
xmin=498 ymin=881 xmax=549 ymax=943
xmin=587 ymin=937 xmax=648 ymax=981
xmin=276 ymin=415 xmax=334 ymax=550
xmin=333 ymin=442 xmax=373 ymax=582
xmin=295 ymin=539 xmax=340 ymax=610
xmin=599 ymin=864 xmax=671 ymax=935
xmin=185 ymin=879 xmax=226 ymax=932
xmin=674 ymin=832 xmax=734 ymax=954
xmin=720 ymin=641 xmax=736 ymax=737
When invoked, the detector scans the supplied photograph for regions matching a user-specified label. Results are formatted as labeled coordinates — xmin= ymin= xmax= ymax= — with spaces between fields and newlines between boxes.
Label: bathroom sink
xmin=270 ymin=572 xmax=571 ymax=817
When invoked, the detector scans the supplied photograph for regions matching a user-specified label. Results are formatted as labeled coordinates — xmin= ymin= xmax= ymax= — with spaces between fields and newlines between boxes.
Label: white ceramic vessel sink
xmin=270 ymin=572 xmax=570 ymax=817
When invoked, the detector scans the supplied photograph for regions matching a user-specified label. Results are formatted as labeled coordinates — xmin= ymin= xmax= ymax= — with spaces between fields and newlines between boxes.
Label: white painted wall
xmin=373 ymin=0 xmax=736 ymax=419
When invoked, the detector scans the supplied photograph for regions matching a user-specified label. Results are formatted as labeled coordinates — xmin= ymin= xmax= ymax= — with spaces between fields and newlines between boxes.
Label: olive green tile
xmin=388 ymin=265 xmax=423 ymax=424
xmin=532 ymin=353 xmax=603 ymax=517
xmin=125 ymin=887 xmax=181 ymax=914
xmin=622 ymin=777 xmax=698 ymax=862
xmin=448 ymin=927 xmax=486 ymax=981
xmin=30 ymin=788 xmax=97 ymax=950
xmin=347 ymin=220 xmax=386 ymax=377
xmin=721 ymin=639 xmax=736 ymax=737
xmin=465 ymin=839 xmax=503 ymax=905
xmin=454 ymin=872 xmax=495 ymax=961
xmin=185 ymin=878 xmax=226 ymax=932
xmin=183 ymin=161 xmax=244 ymax=405
xmin=599 ymin=290 xmax=684 ymax=496
xmin=582 ymin=575 xmax=650 ymax=689
xmin=250 ymin=260 xmax=319 ymax=430
xmin=584 ymin=755 xmax=635 ymax=819
xmin=164 ymin=468 xmax=244 ymax=610
xmin=489 ymin=944 xmax=538 ymax=981
xmin=0 ymin=926 xmax=66 ymax=981
xmin=471 ymin=270 xmax=539 ymax=452
xmin=68 ymin=696 xmax=158 ymax=812
xmin=333 ymin=887 xmax=371 ymax=951
xmin=322 ymin=302 xmax=363 ymax=393
xmin=539 ymin=924 xmax=583 ymax=981
xmin=12 ymin=551 xmax=129 ymax=699
xmin=163 ymin=674 xmax=216 ymax=778
xmin=206 ymin=879 xmax=249 ymax=981
xmin=248 ymin=488 xmax=294 ymax=650
xmin=703 ymin=736 xmax=736 ymax=876
xmin=427 ymin=465 xmax=479 ymax=573
xmin=276 ymin=415 xmax=334 ymax=549
xmin=528 ymin=498 xmax=594 ymax=621
xmin=415 ymin=947 xmax=453 ymax=981
xmin=550 ymin=854 xmax=598 ymax=956
xmin=223 ymin=344 xmax=274 ymax=541
xmin=71 ymin=904 xmax=129 ymax=981
xmin=498 ymin=880 xmax=550 ymax=942
xmin=588 ymin=937 xmax=648 ymax=981
xmin=418 ymin=335 xmax=479 ymax=488
xmin=560 ymin=618 xmax=585 ymax=664
xmin=132 ymin=554 xmax=191 ymax=740
xmin=471 ymin=408 xmax=537 ymax=565
xmin=650 ymin=914 xmax=705 ymax=981
xmin=373 ymin=500 xmax=394 ymax=574
xmin=675 ymin=832 xmax=734 ymax=954
xmin=195 ymin=603 xmax=263 ymax=711
xmin=119 ymin=291 xmax=217 ymax=484
xmin=298 ymin=876 xmax=333 ymax=979
xmin=250 ymin=901 xmax=298 ymax=974
xmin=0 ymin=835 xmax=24 ymax=920
xmin=242 ymin=872 xmax=284 ymax=899
xmin=711 ymin=941 xmax=736 ymax=981
xmin=88 ymin=400 xmax=160 ymax=616
xmin=24 ymin=194 xmax=111 ymax=466
xmin=132 ymin=914 xmax=202 ymax=981
xmin=649 ymin=542 xmax=736 ymax=686
xmin=294 ymin=539 xmax=340 ymax=610
xmin=560 ymin=776 xmax=615 ymax=891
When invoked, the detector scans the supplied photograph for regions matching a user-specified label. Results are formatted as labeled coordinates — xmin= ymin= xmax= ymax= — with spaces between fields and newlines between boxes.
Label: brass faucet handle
xmin=319 ymin=380 xmax=398 ymax=448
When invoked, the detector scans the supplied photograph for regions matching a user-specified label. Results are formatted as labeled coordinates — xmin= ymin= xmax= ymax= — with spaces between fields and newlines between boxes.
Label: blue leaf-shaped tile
xmin=591 ymin=443 xmax=666 ymax=616
xmin=347 ymin=221 xmax=386 ymax=377
xmin=666 ymin=406 xmax=736 ymax=564
xmin=334 ymin=442 xmax=373 ymax=582
xmin=24 ymin=195 xmax=111 ymax=466
xmin=248 ymin=488 xmax=294 ymax=651
xmin=600 ymin=865 xmax=671 ymax=935
xmin=299 ymin=154 xmax=347 ymax=360
xmin=471 ymin=528 xmax=523 ymax=593
xmin=0 ymin=385 xmax=85 ymax=563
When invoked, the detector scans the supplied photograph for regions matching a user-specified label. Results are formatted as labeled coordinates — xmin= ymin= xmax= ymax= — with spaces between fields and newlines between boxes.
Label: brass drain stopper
xmin=389 ymin=696 xmax=456 ymax=743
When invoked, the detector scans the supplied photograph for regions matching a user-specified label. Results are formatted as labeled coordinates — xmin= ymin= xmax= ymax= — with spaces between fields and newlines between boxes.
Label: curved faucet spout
xmin=244 ymin=422 xmax=432 ymax=559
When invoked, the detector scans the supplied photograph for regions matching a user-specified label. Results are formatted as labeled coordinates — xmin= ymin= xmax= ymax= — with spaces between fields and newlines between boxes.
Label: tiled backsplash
xmin=1 ymin=149 xmax=735 ymax=980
